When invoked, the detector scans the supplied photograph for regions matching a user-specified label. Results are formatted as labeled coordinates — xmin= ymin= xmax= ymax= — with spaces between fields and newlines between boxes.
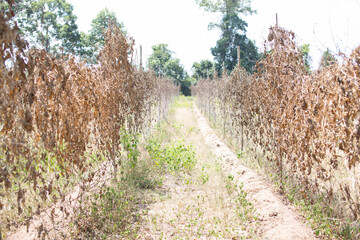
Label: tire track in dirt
xmin=195 ymin=106 xmax=316 ymax=240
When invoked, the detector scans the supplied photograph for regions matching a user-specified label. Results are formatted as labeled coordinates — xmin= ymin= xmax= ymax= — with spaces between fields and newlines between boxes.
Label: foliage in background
xmin=148 ymin=43 xmax=193 ymax=95
xmin=319 ymin=48 xmax=337 ymax=69
xmin=196 ymin=0 xmax=259 ymax=73
xmin=81 ymin=8 xmax=126 ymax=63
xmin=148 ymin=43 xmax=173 ymax=76
xmin=195 ymin=0 xmax=255 ymax=15
xmin=300 ymin=43 xmax=311 ymax=73
xmin=12 ymin=1 xmax=126 ymax=63
xmin=165 ymin=58 xmax=186 ymax=83
xmin=13 ymin=0 xmax=81 ymax=54
xmin=192 ymin=59 xmax=215 ymax=80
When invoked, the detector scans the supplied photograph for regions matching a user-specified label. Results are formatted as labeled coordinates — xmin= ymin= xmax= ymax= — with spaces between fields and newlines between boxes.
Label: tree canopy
xmin=192 ymin=60 xmax=215 ymax=80
xmin=147 ymin=44 xmax=191 ymax=95
xmin=14 ymin=0 xmax=81 ymax=54
xmin=13 ymin=1 xmax=126 ymax=62
xmin=300 ymin=43 xmax=311 ymax=73
xmin=81 ymin=8 xmax=126 ymax=63
xmin=319 ymin=48 xmax=336 ymax=69
xmin=165 ymin=58 xmax=186 ymax=82
xmin=211 ymin=13 xmax=258 ymax=73
xmin=148 ymin=44 xmax=173 ymax=76
xmin=195 ymin=0 xmax=259 ymax=73
xmin=195 ymin=0 xmax=255 ymax=15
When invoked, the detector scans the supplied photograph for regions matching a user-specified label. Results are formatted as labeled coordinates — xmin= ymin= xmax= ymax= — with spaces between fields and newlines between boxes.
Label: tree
xmin=82 ymin=8 xmax=126 ymax=63
xmin=195 ymin=0 xmax=259 ymax=73
xmin=14 ymin=0 xmax=81 ymax=54
xmin=195 ymin=0 xmax=255 ymax=16
xmin=180 ymin=74 xmax=193 ymax=96
xmin=319 ymin=48 xmax=336 ymax=69
xmin=192 ymin=59 xmax=215 ymax=80
xmin=300 ymin=43 xmax=311 ymax=73
xmin=147 ymin=44 xmax=191 ymax=95
xmin=148 ymin=44 xmax=173 ymax=76
xmin=212 ymin=13 xmax=258 ymax=73
xmin=165 ymin=58 xmax=186 ymax=82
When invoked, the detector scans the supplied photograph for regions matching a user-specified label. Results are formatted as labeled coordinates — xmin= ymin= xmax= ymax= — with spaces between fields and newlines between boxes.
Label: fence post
xmin=208 ymin=100 xmax=211 ymax=121
xmin=241 ymin=123 xmax=244 ymax=152
xmin=140 ymin=44 xmax=143 ymax=69
xmin=237 ymin=45 xmax=243 ymax=151
xmin=158 ymin=95 xmax=161 ymax=123
xmin=275 ymin=13 xmax=283 ymax=184
xmin=214 ymin=103 xmax=216 ymax=125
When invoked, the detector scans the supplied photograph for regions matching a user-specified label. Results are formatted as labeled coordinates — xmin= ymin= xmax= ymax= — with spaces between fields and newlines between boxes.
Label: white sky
xmin=67 ymin=0 xmax=360 ymax=73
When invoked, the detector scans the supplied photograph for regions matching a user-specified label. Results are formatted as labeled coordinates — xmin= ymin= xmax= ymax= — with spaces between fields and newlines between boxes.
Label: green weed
xmin=277 ymin=174 xmax=360 ymax=239
xmin=71 ymin=184 xmax=140 ymax=239
xmin=146 ymin=138 xmax=196 ymax=172
xmin=235 ymin=183 xmax=256 ymax=222
xmin=199 ymin=171 xmax=209 ymax=184
xmin=71 ymin=132 xmax=162 ymax=239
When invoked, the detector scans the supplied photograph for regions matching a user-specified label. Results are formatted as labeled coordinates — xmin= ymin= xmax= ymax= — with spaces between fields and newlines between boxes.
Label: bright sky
xmin=67 ymin=0 xmax=360 ymax=73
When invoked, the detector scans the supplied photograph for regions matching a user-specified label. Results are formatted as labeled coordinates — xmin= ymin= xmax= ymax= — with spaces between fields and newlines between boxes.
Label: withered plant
xmin=193 ymin=25 xmax=360 ymax=236
xmin=0 ymin=1 xmax=179 ymax=238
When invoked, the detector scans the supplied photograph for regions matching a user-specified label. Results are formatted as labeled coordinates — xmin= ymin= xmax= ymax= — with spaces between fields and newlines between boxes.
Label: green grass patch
xmin=172 ymin=96 xmax=194 ymax=108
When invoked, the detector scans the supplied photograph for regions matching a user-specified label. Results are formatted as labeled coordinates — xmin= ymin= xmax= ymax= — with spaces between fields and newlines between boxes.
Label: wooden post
xmin=213 ymin=103 xmax=216 ymax=126
xmin=237 ymin=46 xmax=241 ymax=68
xmin=275 ymin=13 xmax=282 ymax=181
xmin=208 ymin=100 xmax=210 ymax=121
xmin=140 ymin=45 xmax=143 ymax=69
xmin=275 ymin=13 xmax=279 ymax=50
xmin=223 ymin=119 xmax=226 ymax=136
xmin=241 ymin=124 xmax=244 ymax=151
xmin=158 ymin=96 xmax=161 ymax=123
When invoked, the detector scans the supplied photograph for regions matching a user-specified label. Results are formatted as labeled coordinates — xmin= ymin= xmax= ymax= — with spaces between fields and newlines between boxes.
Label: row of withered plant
xmin=193 ymin=25 xmax=360 ymax=238
xmin=0 ymin=1 xmax=179 ymax=238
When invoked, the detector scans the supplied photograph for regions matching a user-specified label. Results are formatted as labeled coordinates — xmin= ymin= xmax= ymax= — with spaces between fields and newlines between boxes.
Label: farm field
xmin=6 ymin=97 xmax=316 ymax=239
xmin=1 ymin=0 xmax=360 ymax=239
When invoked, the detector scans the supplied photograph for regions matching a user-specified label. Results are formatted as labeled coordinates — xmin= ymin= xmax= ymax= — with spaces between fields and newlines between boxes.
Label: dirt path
xmin=139 ymin=99 xmax=316 ymax=239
